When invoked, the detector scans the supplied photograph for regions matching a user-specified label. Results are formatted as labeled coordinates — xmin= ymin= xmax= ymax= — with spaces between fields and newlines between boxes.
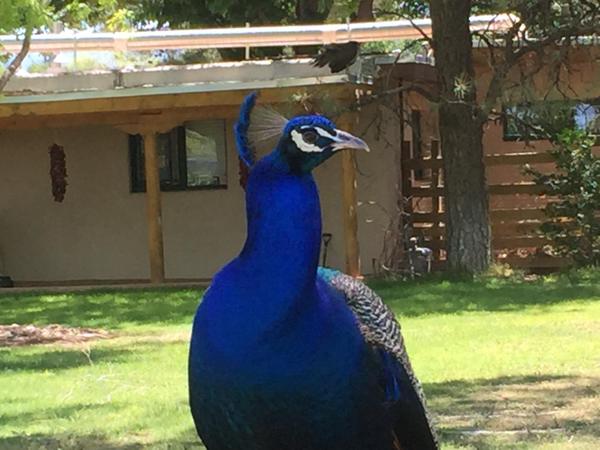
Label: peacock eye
xmin=302 ymin=130 xmax=318 ymax=144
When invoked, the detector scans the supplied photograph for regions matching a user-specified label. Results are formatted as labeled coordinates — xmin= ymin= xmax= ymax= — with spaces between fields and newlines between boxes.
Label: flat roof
xmin=2 ymin=58 xmax=354 ymax=105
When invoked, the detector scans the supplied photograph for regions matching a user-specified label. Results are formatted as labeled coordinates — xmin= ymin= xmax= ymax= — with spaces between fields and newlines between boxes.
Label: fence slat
xmin=499 ymin=256 xmax=571 ymax=269
xmin=489 ymin=183 xmax=546 ymax=195
xmin=402 ymin=151 xmax=555 ymax=170
xmin=413 ymin=208 xmax=549 ymax=224
xmin=493 ymin=236 xmax=552 ymax=248
xmin=485 ymin=152 xmax=555 ymax=166
xmin=420 ymin=236 xmax=552 ymax=251
xmin=410 ymin=183 xmax=545 ymax=197
xmin=491 ymin=208 xmax=547 ymax=221
xmin=491 ymin=222 xmax=542 ymax=235
xmin=416 ymin=224 xmax=548 ymax=239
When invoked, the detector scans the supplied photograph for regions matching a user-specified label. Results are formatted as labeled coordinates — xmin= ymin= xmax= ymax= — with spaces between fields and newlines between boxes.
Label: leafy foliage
xmin=0 ymin=1 xmax=53 ymax=91
xmin=0 ymin=0 xmax=51 ymax=33
xmin=526 ymin=128 xmax=600 ymax=267
xmin=126 ymin=0 xmax=298 ymax=27
xmin=50 ymin=0 xmax=135 ymax=30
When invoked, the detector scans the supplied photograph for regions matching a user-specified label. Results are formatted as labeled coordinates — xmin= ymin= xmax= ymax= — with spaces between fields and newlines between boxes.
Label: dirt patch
xmin=0 ymin=324 xmax=110 ymax=347
xmin=430 ymin=374 xmax=600 ymax=446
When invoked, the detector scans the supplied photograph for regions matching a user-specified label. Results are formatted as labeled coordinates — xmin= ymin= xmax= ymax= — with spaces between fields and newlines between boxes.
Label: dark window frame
xmin=502 ymin=99 xmax=600 ymax=142
xmin=502 ymin=102 xmax=552 ymax=142
xmin=410 ymin=109 xmax=427 ymax=180
xmin=129 ymin=121 xmax=228 ymax=193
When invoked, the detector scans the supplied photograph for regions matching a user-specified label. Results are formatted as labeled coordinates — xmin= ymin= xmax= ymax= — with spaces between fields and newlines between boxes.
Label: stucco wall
xmin=0 ymin=109 xmax=397 ymax=283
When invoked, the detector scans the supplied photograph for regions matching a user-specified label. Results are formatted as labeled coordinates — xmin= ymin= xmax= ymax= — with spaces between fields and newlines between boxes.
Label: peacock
xmin=188 ymin=92 xmax=438 ymax=450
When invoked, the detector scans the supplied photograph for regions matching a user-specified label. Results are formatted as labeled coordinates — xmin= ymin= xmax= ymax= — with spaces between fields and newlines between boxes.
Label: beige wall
xmin=353 ymin=104 xmax=401 ymax=274
xmin=0 ymin=108 xmax=398 ymax=283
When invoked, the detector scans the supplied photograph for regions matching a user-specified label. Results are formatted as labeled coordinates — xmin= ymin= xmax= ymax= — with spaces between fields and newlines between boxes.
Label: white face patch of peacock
xmin=290 ymin=129 xmax=325 ymax=153
xmin=313 ymin=127 xmax=337 ymax=140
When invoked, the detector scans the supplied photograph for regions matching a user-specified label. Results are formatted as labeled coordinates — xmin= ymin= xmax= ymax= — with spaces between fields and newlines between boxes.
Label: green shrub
xmin=526 ymin=128 xmax=600 ymax=267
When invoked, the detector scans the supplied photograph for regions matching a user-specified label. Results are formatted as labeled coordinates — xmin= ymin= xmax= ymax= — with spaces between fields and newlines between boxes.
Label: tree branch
xmin=374 ymin=8 xmax=433 ymax=46
xmin=360 ymin=83 xmax=440 ymax=106
xmin=406 ymin=17 xmax=434 ymax=47
xmin=479 ymin=0 xmax=599 ymax=118
xmin=0 ymin=28 xmax=32 ymax=92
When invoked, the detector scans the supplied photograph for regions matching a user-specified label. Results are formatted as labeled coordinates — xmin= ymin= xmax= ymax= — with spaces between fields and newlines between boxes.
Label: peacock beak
xmin=330 ymin=129 xmax=370 ymax=153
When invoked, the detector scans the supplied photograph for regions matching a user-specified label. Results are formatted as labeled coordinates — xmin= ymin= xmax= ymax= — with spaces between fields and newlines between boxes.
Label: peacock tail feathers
xmin=318 ymin=267 xmax=439 ymax=448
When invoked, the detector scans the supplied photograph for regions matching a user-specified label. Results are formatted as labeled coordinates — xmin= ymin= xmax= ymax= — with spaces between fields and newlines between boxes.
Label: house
xmin=395 ymin=44 xmax=600 ymax=269
xmin=1 ymin=21 xmax=598 ymax=286
xmin=0 ymin=58 xmax=400 ymax=286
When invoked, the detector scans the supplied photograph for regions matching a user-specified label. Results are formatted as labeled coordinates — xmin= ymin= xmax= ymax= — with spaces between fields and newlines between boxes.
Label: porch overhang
xmin=0 ymin=59 xmax=363 ymax=130
xmin=0 ymin=58 xmax=367 ymax=285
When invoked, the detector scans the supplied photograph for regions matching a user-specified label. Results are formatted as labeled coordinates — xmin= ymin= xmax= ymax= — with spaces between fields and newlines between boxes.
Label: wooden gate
xmin=400 ymin=140 xmax=571 ymax=271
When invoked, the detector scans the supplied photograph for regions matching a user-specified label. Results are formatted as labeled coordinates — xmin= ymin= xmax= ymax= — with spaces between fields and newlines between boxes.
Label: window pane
xmin=157 ymin=128 xmax=182 ymax=188
xmin=503 ymin=101 xmax=577 ymax=141
xmin=185 ymin=120 xmax=227 ymax=187
xmin=574 ymin=103 xmax=600 ymax=135
xmin=503 ymin=104 xmax=546 ymax=141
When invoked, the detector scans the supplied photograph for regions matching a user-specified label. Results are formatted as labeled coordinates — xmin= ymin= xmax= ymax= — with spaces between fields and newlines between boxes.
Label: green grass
xmin=1 ymin=273 xmax=599 ymax=449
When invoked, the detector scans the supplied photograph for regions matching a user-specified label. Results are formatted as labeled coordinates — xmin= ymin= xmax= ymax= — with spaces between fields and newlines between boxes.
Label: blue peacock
xmin=189 ymin=92 xmax=438 ymax=450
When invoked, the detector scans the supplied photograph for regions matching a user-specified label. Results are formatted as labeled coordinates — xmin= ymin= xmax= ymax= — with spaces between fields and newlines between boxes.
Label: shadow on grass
xmin=0 ymin=337 xmax=188 ymax=372
xmin=424 ymin=373 xmax=600 ymax=448
xmin=1 ymin=274 xmax=599 ymax=330
xmin=1 ymin=400 xmax=203 ymax=448
xmin=0 ymin=434 xmax=204 ymax=450
xmin=0 ymin=434 xmax=143 ymax=450
xmin=0 ymin=426 xmax=204 ymax=450
xmin=1 ymin=402 xmax=122 ymax=429
xmin=0 ymin=345 xmax=134 ymax=372
xmin=369 ymin=277 xmax=600 ymax=317
xmin=0 ymin=287 xmax=203 ymax=329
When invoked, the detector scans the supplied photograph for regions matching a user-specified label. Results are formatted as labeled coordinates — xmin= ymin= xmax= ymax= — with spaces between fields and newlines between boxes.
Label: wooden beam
xmin=0 ymin=105 xmax=240 ymax=131
xmin=142 ymin=131 xmax=165 ymax=284
xmin=339 ymin=114 xmax=361 ymax=277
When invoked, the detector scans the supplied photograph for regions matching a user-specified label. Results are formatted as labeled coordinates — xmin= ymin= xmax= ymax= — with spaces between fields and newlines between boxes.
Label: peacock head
xmin=236 ymin=92 xmax=370 ymax=176
xmin=277 ymin=115 xmax=370 ymax=174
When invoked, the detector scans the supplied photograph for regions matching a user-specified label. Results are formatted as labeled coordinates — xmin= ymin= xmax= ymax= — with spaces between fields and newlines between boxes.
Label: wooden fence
xmin=401 ymin=140 xmax=571 ymax=271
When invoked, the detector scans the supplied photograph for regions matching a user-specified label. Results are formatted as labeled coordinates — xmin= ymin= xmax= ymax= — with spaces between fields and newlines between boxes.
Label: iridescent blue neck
xmin=239 ymin=151 xmax=322 ymax=290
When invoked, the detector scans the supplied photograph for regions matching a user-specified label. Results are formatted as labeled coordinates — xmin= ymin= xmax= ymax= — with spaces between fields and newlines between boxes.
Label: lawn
xmin=1 ymin=272 xmax=599 ymax=449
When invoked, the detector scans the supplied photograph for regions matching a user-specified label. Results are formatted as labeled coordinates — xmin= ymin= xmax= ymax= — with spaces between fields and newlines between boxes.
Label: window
xmin=502 ymin=103 xmax=548 ymax=141
xmin=503 ymin=99 xmax=600 ymax=141
xmin=129 ymin=120 xmax=227 ymax=192
xmin=574 ymin=103 xmax=600 ymax=135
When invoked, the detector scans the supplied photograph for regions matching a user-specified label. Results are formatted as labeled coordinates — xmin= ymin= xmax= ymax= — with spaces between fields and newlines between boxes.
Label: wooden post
xmin=118 ymin=118 xmax=180 ymax=285
xmin=431 ymin=139 xmax=442 ymax=261
xmin=339 ymin=114 xmax=361 ymax=277
xmin=142 ymin=131 xmax=165 ymax=284
xmin=401 ymin=141 xmax=413 ymax=215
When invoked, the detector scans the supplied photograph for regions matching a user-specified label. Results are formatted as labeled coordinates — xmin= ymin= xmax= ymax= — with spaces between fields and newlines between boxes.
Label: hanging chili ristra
xmin=49 ymin=143 xmax=67 ymax=202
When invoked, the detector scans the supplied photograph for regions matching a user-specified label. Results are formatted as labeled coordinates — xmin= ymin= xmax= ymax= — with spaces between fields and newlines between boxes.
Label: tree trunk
xmin=356 ymin=0 xmax=374 ymax=21
xmin=430 ymin=0 xmax=491 ymax=274
xmin=296 ymin=0 xmax=331 ymax=22
xmin=0 ymin=28 xmax=32 ymax=92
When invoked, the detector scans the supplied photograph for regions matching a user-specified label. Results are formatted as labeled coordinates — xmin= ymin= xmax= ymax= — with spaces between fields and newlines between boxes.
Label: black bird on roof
xmin=311 ymin=40 xmax=360 ymax=73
